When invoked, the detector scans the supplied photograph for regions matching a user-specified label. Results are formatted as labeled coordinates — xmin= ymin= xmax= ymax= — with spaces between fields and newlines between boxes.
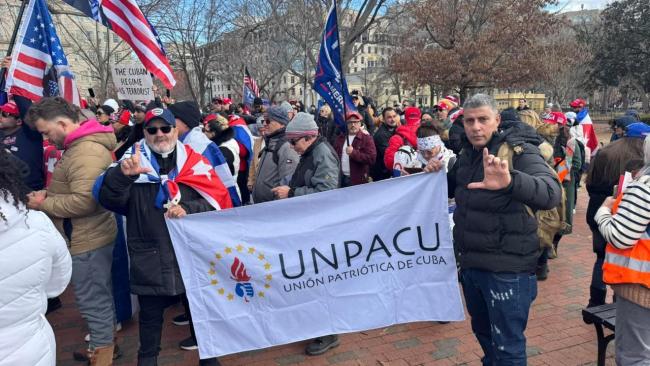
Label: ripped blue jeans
xmin=460 ymin=268 xmax=537 ymax=366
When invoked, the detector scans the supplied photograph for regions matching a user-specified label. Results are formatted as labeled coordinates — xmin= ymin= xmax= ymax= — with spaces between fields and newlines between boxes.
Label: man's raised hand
xmin=467 ymin=148 xmax=511 ymax=190
xmin=121 ymin=143 xmax=152 ymax=176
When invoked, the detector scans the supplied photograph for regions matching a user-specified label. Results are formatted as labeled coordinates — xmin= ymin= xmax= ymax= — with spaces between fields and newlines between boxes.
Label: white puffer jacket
xmin=0 ymin=196 xmax=71 ymax=366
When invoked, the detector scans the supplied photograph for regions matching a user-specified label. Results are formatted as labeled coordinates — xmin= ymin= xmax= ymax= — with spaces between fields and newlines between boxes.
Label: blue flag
xmin=313 ymin=0 xmax=357 ymax=132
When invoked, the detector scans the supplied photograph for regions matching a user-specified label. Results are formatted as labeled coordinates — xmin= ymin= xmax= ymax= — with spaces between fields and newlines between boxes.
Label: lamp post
xmin=207 ymin=75 xmax=214 ymax=102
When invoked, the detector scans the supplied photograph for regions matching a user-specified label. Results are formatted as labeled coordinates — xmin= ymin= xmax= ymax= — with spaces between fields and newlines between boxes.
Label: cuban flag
xmin=313 ymin=0 xmax=357 ymax=132
xmin=576 ymin=108 xmax=599 ymax=158
xmin=182 ymin=127 xmax=242 ymax=207
xmin=5 ymin=0 xmax=80 ymax=105
xmin=228 ymin=115 xmax=254 ymax=168
xmin=132 ymin=141 xmax=233 ymax=210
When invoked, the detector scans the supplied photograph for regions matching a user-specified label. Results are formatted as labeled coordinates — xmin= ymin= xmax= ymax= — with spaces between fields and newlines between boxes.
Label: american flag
xmin=63 ymin=0 xmax=175 ymax=89
xmin=5 ymin=0 xmax=80 ymax=105
xmin=244 ymin=67 xmax=259 ymax=97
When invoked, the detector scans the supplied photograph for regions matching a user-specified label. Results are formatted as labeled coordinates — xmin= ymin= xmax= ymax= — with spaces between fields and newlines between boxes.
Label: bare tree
xmin=152 ymin=0 xmax=226 ymax=106
xmin=53 ymin=13 xmax=131 ymax=100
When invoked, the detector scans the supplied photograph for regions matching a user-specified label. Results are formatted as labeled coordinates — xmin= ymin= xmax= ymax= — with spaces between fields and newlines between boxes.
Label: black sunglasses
xmin=289 ymin=136 xmax=305 ymax=146
xmin=145 ymin=126 xmax=173 ymax=135
xmin=1 ymin=111 xmax=15 ymax=117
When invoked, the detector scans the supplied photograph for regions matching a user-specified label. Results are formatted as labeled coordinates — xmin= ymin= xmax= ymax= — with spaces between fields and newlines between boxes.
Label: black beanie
xmin=168 ymin=101 xmax=201 ymax=129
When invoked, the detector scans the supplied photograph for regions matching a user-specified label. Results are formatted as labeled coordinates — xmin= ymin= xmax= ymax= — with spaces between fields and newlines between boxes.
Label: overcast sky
xmin=552 ymin=0 xmax=611 ymax=11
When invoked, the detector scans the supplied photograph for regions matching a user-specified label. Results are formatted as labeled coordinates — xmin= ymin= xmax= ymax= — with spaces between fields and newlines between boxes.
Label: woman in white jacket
xmin=0 ymin=150 xmax=72 ymax=366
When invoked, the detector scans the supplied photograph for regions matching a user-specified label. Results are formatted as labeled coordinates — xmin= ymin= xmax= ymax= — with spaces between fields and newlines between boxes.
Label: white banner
xmin=166 ymin=172 xmax=464 ymax=359
xmin=111 ymin=63 xmax=154 ymax=101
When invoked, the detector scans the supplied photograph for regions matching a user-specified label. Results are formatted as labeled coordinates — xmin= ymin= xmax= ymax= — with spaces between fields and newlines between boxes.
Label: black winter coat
xmin=447 ymin=118 xmax=465 ymax=155
xmin=98 ymin=149 xmax=215 ymax=296
xmin=449 ymin=119 xmax=562 ymax=273
xmin=371 ymin=123 xmax=396 ymax=181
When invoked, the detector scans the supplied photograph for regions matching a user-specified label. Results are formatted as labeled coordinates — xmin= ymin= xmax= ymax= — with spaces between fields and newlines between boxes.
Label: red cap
xmin=117 ymin=110 xmax=131 ymax=126
xmin=222 ymin=98 xmax=232 ymax=104
xmin=404 ymin=106 xmax=421 ymax=126
xmin=0 ymin=101 xmax=19 ymax=116
xmin=203 ymin=114 xmax=218 ymax=125
xmin=346 ymin=111 xmax=363 ymax=121
xmin=569 ymin=99 xmax=586 ymax=108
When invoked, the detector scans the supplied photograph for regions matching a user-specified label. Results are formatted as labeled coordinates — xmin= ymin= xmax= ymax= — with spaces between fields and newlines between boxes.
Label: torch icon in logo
xmin=231 ymin=257 xmax=254 ymax=302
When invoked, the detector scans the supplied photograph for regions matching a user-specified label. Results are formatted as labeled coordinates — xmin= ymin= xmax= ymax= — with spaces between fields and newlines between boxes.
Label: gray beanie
xmin=267 ymin=106 xmax=290 ymax=126
xmin=280 ymin=101 xmax=293 ymax=115
xmin=286 ymin=112 xmax=319 ymax=139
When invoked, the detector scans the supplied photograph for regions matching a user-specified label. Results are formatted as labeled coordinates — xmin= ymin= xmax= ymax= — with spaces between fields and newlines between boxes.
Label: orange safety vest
xmin=602 ymin=195 xmax=650 ymax=287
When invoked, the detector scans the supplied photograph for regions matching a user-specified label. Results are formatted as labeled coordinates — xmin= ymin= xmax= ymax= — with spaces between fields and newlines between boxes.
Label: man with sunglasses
xmin=97 ymin=108 xmax=224 ymax=366
xmin=271 ymin=112 xmax=341 ymax=355
xmin=0 ymin=100 xmax=45 ymax=191
xmin=271 ymin=112 xmax=339 ymax=199
xmin=252 ymin=106 xmax=300 ymax=203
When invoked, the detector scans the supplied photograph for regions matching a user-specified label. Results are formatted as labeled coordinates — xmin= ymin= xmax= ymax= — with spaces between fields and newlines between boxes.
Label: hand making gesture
xmin=121 ymin=143 xmax=152 ymax=177
xmin=467 ymin=148 xmax=511 ymax=190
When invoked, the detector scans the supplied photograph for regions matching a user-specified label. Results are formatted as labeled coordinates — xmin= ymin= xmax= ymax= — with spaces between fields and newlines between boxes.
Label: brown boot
xmin=73 ymin=343 xmax=121 ymax=362
xmin=88 ymin=344 xmax=115 ymax=366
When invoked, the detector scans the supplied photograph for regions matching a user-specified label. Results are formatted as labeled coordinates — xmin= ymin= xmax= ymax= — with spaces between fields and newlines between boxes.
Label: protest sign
xmin=111 ymin=63 xmax=154 ymax=100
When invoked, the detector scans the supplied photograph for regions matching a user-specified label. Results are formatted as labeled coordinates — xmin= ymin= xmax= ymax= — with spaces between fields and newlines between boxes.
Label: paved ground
xmin=52 ymin=124 xmax=617 ymax=366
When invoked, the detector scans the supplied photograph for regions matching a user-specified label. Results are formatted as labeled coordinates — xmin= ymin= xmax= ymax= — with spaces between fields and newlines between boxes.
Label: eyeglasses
xmin=346 ymin=120 xmax=361 ymax=125
xmin=289 ymin=136 xmax=305 ymax=146
xmin=145 ymin=126 xmax=173 ymax=135
xmin=263 ymin=119 xmax=271 ymax=125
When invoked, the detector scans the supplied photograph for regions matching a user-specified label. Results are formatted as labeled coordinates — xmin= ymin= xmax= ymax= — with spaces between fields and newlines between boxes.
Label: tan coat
xmin=41 ymin=121 xmax=117 ymax=255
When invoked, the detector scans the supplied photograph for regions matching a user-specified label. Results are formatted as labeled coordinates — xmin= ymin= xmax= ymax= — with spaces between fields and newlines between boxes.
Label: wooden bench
xmin=582 ymin=303 xmax=616 ymax=366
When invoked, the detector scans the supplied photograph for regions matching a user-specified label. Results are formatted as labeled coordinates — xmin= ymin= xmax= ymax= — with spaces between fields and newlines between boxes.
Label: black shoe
xmin=437 ymin=321 xmax=450 ymax=324
xmin=536 ymin=264 xmax=549 ymax=281
xmin=179 ymin=336 xmax=198 ymax=351
xmin=173 ymin=313 xmax=190 ymax=326
xmin=46 ymin=297 xmax=62 ymax=315
xmin=305 ymin=335 xmax=339 ymax=356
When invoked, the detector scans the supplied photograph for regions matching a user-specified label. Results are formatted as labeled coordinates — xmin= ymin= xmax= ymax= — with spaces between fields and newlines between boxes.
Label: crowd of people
xmin=0 ymin=88 xmax=649 ymax=366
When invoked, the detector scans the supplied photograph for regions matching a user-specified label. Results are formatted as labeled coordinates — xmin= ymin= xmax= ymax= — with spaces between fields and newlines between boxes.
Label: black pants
xmin=137 ymin=295 xmax=218 ymax=366
xmin=237 ymin=167 xmax=250 ymax=205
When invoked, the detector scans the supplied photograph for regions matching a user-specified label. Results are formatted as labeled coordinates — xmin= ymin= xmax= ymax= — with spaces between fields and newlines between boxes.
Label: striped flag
xmin=63 ymin=0 xmax=176 ymax=88
xmin=5 ymin=0 xmax=80 ymax=105
xmin=243 ymin=67 xmax=259 ymax=97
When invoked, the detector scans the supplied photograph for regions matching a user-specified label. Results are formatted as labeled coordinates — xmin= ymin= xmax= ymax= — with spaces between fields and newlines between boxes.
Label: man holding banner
xmin=96 ymin=108 xmax=230 ymax=366
xmin=427 ymin=94 xmax=562 ymax=365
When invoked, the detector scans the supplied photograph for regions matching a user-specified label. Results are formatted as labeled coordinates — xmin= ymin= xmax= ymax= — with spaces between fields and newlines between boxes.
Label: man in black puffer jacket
xmin=427 ymin=94 xmax=561 ymax=366
xmin=98 ymin=108 xmax=221 ymax=366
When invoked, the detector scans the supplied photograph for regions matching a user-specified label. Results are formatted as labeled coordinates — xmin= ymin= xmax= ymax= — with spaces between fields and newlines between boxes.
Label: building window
xmin=361 ymin=57 xmax=364 ymax=64
xmin=290 ymin=88 xmax=295 ymax=96
xmin=284 ymin=76 xmax=287 ymax=84
xmin=291 ymin=76 xmax=295 ymax=84
xmin=354 ymin=68 xmax=357 ymax=73
xmin=227 ymin=85 xmax=231 ymax=91
xmin=113 ymin=33 xmax=119 ymax=43
xmin=354 ymin=57 xmax=357 ymax=64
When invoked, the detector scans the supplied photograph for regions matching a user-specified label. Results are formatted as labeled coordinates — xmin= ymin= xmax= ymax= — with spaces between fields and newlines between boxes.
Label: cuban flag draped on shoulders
xmin=128 ymin=140 xmax=233 ymax=211
xmin=570 ymin=99 xmax=599 ymax=159
xmin=227 ymin=114 xmax=254 ymax=167
xmin=313 ymin=0 xmax=357 ymax=132
xmin=182 ymin=127 xmax=242 ymax=207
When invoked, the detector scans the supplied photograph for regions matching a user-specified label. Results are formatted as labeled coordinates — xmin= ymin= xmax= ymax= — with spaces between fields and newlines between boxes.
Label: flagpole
xmin=332 ymin=0 xmax=350 ymax=146
xmin=0 ymin=0 xmax=29 ymax=93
